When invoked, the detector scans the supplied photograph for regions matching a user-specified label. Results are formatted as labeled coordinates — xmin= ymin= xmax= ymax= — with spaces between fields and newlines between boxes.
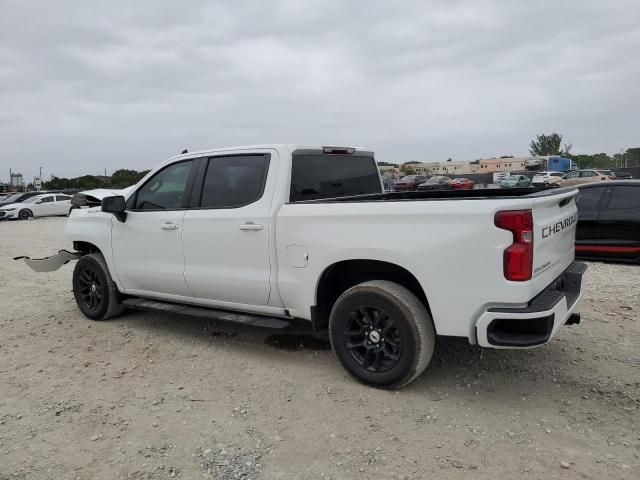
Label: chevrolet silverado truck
xmin=20 ymin=145 xmax=586 ymax=388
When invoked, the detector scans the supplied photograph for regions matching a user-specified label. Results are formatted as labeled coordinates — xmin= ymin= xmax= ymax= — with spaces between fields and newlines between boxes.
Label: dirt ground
xmin=1 ymin=217 xmax=638 ymax=479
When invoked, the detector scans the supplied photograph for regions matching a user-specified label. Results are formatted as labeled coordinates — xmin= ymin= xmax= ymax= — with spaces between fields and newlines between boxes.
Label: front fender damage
xmin=14 ymin=249 xmax=81 ymax=272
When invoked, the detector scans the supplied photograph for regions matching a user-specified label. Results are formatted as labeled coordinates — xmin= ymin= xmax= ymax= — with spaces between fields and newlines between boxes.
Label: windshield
xmin=2 ymin=194 xmax=22 ymax=203
xmin=400 ymin=176 xmax=417 ymax=182
xmin=22 ymin=196 xmax=42 ymax=203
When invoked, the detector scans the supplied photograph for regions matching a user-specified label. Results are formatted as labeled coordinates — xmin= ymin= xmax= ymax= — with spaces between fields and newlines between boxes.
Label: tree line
xmin=529 ymin=133 xmax=639 ymax=170
xmin=44 ymin=169 xmax=150 ymax=190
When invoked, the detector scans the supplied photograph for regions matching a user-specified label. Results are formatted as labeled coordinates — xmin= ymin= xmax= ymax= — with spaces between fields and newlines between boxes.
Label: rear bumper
xmin=475 ymin=261 xmax=587 ymax=348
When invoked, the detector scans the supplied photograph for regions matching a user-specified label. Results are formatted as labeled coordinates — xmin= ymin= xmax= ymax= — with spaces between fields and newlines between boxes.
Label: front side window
xmin=564 ymin=171 xmax=579 ymax=179
xmin=579 ymin=170 xmax=596 ymax=178
xmin=577 ymin=187 xmax=605 ymax=210
xmin=290 ymin=153 xmax=381 ymax=201
xmin=134 ymin=160 xmax=194 ymax=210
xmin=56 ymin=195 xmax=71 ymax=201
xmin=37 ymin=196 xmax=54 ymax=204
xmin=200 ymin=155 xmax=270 ymax=209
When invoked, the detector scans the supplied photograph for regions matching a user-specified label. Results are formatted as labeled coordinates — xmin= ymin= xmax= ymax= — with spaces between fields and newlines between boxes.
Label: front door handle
xmin=161 ymin=222 xmax=179 ymax=230
xmin=239 ymin=222 xmax=263 ymax=231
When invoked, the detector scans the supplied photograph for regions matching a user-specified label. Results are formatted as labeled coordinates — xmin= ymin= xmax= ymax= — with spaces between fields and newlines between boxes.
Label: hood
xmin=0 ymin=202 xmax=21 ymax=210
xmin=70 ymin=186 xmax=135 ymax=208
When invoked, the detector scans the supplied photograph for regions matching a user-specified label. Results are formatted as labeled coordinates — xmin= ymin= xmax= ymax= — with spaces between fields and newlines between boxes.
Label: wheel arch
xmin=313 ymin=259 xmax=432 ymax=335
xmin=73 ymin=241 xmax=102 ymax=255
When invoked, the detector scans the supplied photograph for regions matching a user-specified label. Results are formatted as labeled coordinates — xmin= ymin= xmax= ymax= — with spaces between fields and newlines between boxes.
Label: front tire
xmin=329 ymin=280 xmax=435 ymax=389
xmin=73 ymin=253 xmax=124 ymax=320
xmin=18 ymin=209 xmax=32 ymax=220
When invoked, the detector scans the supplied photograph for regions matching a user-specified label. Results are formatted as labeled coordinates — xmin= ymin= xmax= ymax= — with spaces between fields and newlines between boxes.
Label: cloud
xmin=1 ymin=0 xmax=639 ymax=179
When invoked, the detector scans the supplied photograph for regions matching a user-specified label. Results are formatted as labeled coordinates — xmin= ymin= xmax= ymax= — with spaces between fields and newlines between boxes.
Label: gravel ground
xmin=1 ymin=217 xmax=638 ymax=479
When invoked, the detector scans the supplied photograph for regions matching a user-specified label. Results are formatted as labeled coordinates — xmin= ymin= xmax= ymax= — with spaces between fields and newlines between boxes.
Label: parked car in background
xmin=417 ymin=176 xmax=452 ymax=191
xmin=525 ymin=157 xmax=544 ymax=170
xmin=393 ymin=175 xmax=427 ymax=191
xmin=611 ymin=171 xmax=633 ymax=179
xmin=498 ymin=175 xmax=531 ymax=188
xmin=0 ymin=191 xmax=47 ymax=208
xmin=548 ymin=169 xmax=615 ymax=187
xmin=0 ymin=193 xmax=73 ymax=220
xmin=532 ymin=171 xmax=565 ymax=186
xmin=449 ymin=178 xmax=474 ymax=190
xmin=575 ymin=180 xmax=640 ymax=263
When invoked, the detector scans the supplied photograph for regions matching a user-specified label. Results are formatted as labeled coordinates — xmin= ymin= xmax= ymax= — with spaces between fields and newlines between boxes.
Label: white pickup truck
xmin=22 ymin=145 xmax=586 ymax=388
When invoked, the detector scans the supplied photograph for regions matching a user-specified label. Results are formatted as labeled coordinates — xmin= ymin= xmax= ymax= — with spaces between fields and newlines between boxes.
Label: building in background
xmin=412 ymin=161 xmax=477 ymax=175
xmin=477 ymin=157 xmax=527 ymax=173
xmin=10 ymin=172 xmax=25 ymax=191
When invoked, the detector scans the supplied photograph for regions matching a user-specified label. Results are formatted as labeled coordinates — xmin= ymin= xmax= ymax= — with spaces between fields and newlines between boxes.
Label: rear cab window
xmin=290 ymin=150 xmax=382 ymax=202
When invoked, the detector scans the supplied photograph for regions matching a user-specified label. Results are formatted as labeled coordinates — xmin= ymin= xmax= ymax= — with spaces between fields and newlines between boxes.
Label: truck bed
xmin=290 ymin=186 xmax=575 ymax=203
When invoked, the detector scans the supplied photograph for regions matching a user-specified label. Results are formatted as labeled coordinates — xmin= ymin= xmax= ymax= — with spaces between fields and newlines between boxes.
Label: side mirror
xmin=101 ymin=195 xmax=127 ymax=222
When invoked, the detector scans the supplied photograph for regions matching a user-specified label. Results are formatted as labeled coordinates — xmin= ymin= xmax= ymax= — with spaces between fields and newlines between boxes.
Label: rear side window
xmin=290 ymin=154 xmax=381 ymax=202
xmin=577 ymin=187 xmax=605 ymax=210
xmin=200 ymin=155 xmax=270 ymax=208
xmin=607 ymin=186 xmax=640 ymax=210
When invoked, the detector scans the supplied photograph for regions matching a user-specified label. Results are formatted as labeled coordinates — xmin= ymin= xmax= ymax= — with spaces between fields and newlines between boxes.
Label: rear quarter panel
xmin=276 ymin=196 xmax=556 ymax=338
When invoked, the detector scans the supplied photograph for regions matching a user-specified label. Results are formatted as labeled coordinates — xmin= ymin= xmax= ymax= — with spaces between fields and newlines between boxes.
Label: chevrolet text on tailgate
xmin=20 ymin=145 xmax=586 ymax=388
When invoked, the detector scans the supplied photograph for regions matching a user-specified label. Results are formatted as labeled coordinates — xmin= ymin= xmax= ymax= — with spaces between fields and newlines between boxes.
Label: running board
xmin=122 ymin=298 xmax=292 ymax=329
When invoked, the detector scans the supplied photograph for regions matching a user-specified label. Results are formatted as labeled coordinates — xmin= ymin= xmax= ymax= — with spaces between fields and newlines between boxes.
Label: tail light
xmin=494 ymin=209 xmax=534 ymax=281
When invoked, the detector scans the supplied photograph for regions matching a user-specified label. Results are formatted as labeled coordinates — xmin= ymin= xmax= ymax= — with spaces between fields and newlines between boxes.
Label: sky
xmin=1 ymin=0 xmax=639 ymax=181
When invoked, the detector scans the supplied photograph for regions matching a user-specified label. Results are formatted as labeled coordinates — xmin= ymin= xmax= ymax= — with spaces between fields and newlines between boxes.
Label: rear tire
xmin=18 ymin=209 xmax=32 ymax=220
xmin=73 ymin=253 xmax=124 ymax=320
xmin=329 ymin=280 xmax=435 ymax=389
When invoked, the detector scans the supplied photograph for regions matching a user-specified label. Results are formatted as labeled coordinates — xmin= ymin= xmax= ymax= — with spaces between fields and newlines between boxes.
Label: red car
xmin=449 ymin=178 xmax=475 ymax=190
xmin=393 ymin=175 xmax=427 ymax=191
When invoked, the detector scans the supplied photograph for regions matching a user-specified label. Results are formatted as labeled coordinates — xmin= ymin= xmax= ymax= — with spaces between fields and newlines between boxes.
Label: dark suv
xmin=575 ymin=180 xmax=640 ymax=263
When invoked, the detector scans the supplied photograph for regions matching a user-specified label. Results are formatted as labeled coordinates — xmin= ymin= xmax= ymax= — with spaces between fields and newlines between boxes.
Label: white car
xmin=532 ymin=171 xmax=565 ymax=186
xmin=0 ymin=193 xmax=73 ymax=220
xmin=20 ymin=145 xmax=585 ymax=388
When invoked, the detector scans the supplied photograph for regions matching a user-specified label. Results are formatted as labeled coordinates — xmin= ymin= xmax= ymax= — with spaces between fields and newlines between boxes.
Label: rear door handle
xmin=239 ymin=222 xmax=263 ymax=231
xmin=161 ymin=222 xmax=179 ymax=230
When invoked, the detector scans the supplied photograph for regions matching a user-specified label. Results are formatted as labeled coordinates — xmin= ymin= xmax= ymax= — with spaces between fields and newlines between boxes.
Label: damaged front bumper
xmin=14 ymin=249 xmax=82 ymax=272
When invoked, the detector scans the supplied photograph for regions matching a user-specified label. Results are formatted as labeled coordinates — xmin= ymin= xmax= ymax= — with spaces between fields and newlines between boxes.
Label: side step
xmin=122 ymin=298 xmax=292 ymax=329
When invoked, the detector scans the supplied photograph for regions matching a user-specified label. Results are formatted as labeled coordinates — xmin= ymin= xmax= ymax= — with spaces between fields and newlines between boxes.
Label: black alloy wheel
xmin=18 ymin=209 xmax=32 ymax=220
xmin=329 ymin=280 xmax=436 ymax=389
xmin=72 ymin=253 xmax=124 ymax=320
xmin=77 ymin=266 xmax=104 ymax=313
xmin=344 ymin=306 xmax=403 ymax=372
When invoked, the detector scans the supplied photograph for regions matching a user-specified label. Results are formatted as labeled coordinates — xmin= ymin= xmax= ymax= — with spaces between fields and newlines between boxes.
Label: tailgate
xmin=531 ymin=189 xmax=579 ymax=289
